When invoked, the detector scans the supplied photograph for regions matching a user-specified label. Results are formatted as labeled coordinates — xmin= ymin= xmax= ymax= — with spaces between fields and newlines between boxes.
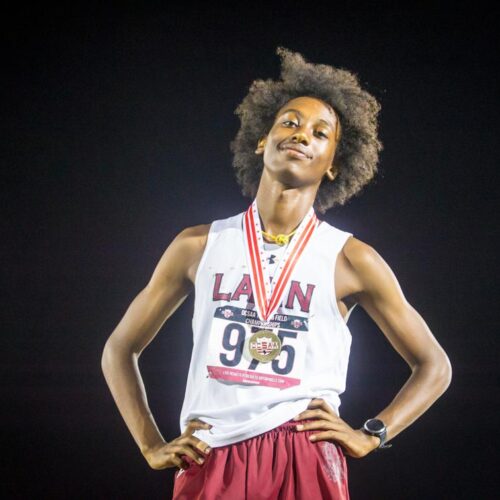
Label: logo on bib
xmin=248 ymin=330 xmax=282 ymax=363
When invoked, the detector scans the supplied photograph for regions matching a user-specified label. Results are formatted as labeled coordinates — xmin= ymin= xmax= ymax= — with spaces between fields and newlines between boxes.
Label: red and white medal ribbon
xmin=243 ymin=199 xmax=318 ymax=322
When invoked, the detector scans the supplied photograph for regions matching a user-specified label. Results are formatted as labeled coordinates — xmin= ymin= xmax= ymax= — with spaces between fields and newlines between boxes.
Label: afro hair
xmin=229 ymin=46 xmax=383 ymax=213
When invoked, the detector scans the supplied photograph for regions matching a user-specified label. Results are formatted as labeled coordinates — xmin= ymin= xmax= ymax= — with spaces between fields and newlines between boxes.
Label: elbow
xmin=440 ymin=352 xmax=453 ymax=391
xmin=434 ymin=354 xmax=453 ymax=394
xmin=101 ymin=336 xmax=137 ymax=375
xmin=412 ymin=349 xmax=453 ymax=393
xmin=436 ymin=344 xmax=452 ymax=384
xmin=427 ymin=351 xmax=453 ymax=394
xmin=101 ymin=337 xmax=125 ymax=375
xmin=101 ymin=339 xmax=114 ymax=376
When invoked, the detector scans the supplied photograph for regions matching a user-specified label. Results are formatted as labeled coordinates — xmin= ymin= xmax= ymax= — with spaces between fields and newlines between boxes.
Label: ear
xmin=255 ymin=135 xmax=267 ymax=155
xmin=324 ymin=164 xmax=338 ymax=181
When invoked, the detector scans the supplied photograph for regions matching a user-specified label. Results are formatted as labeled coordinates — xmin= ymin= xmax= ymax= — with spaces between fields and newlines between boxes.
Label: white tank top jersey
xmin=179 ymin=210 xmax=357 ymax=448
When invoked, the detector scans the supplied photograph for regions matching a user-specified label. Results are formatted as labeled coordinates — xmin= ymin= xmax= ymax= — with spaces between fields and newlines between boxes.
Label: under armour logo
xmin=267 ymin=254 xmax=276 ymax=264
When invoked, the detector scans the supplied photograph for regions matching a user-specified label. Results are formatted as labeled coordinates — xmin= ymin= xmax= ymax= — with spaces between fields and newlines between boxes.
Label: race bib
xmin=206 ymin=305 xmax=309 ymax=389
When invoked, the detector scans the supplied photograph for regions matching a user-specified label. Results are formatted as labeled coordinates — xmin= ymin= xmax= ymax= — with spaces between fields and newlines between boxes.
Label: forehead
xmin=276 ymin=96 xmax=336 ymax=121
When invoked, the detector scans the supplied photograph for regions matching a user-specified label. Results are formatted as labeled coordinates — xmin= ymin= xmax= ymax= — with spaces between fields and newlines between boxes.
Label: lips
xmin=280 ymin=144 xmax=312 ymax=159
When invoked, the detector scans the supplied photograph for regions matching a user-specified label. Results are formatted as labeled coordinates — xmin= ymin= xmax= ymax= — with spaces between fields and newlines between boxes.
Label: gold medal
xmin=248 ymin=330 xmax=282 ymax=363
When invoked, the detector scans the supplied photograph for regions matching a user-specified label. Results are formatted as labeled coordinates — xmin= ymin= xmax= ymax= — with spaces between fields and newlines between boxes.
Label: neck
xmin=254 ymin=170 xmax=318 ymax=235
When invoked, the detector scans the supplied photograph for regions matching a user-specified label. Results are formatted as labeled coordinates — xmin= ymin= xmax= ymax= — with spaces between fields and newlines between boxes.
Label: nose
xmin=291 ymin=130 xmax=309 ymax=145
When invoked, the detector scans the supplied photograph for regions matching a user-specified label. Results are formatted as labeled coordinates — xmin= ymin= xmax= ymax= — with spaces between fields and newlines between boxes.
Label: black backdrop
xmin=3 ymin=3 xmax=497 ymax=499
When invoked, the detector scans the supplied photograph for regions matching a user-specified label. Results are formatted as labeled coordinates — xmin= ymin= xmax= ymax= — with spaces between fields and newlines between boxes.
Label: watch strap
xmin=376 ymin=427 xmax=392 ymax=450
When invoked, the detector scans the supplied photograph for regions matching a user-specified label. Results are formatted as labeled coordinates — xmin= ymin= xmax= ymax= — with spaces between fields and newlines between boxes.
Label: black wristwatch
xmin=362 ymin=418 xmax=392 ymax=450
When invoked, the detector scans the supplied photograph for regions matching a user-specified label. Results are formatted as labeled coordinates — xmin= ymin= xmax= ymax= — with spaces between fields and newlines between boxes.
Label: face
xmin=255 ymin=96 xmax=341 ymax=188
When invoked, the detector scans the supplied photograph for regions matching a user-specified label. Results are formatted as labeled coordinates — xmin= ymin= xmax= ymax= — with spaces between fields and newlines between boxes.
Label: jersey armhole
xmin=193 ymin=222 xmax=215 ymax=290
xmin=193 ymin=212 xmax=245 ymax=297
xmin=330 ymin=233 xmax=354 ymax=329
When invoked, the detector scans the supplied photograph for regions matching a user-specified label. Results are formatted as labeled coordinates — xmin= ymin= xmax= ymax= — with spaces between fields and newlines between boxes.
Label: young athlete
xmin=101 ymin=47 xmax=452 ymax=499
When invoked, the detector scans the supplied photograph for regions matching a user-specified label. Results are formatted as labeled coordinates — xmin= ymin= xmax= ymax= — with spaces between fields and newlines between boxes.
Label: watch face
xmin=365 ymin=418 xmax=385 ymax=434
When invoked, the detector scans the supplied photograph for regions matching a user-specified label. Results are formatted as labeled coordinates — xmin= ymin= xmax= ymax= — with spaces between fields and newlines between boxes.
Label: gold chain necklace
xmin=261 ymin=229 xmax=297 ymax=246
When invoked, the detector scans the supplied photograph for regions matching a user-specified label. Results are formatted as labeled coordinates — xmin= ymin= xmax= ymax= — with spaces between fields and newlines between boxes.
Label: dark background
xmin=3 ymin=3 xmax=497 ymax=499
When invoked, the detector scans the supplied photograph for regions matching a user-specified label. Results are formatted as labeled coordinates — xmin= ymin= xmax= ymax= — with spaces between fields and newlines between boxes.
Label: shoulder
xmin=176 ymin=223 xmax=211 ymax=246
xmin=342 ymin=236 xmax=379 ymax=268
xmin=171 ymin=223 xmax=212 ymax=265
xmin=341 ymin=236 xmax=401 ymax=300
xmin=150 ymin=224 xmax=211 ymax=288
xmin=174 ymin=208 xmax=245 ymax=251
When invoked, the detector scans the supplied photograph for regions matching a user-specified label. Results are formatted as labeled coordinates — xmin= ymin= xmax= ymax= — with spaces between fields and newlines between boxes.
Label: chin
xmin=276 ymin=172 xmax=312 ymax=190
xmin=263 ymin=162 xmax=317 ymax=189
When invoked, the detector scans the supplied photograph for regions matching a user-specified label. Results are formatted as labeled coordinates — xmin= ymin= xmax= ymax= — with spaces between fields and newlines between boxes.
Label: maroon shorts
xmin=172 ymin=418 xmax=349 ymax=500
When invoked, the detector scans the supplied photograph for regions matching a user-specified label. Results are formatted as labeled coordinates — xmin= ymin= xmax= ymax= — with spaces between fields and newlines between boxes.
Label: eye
xmin=282 ymin=120 xmax=298 ymax=127
xmin=317 ymin=131 xmax=328 ymax=138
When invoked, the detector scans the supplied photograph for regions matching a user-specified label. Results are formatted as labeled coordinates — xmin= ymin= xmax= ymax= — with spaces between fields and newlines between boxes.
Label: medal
xmin=243 ymin=199 xmax=318 ymax=322
xmin=248 ymin=330 xmax=282 ymax=363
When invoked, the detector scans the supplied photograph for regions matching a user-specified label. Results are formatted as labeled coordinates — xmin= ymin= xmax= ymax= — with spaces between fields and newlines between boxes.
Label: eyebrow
xmin=279 ymin=108 xmax=336 ymax=130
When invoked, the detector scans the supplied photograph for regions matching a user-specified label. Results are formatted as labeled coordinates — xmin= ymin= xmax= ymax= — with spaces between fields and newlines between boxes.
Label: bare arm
xmin=348 ymin=238 xmax=452 ymax=444
xmin=101 ymin=224 xmax=212 ymax=469
xmin=294 ymin=237 xmax=452 ymax=456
